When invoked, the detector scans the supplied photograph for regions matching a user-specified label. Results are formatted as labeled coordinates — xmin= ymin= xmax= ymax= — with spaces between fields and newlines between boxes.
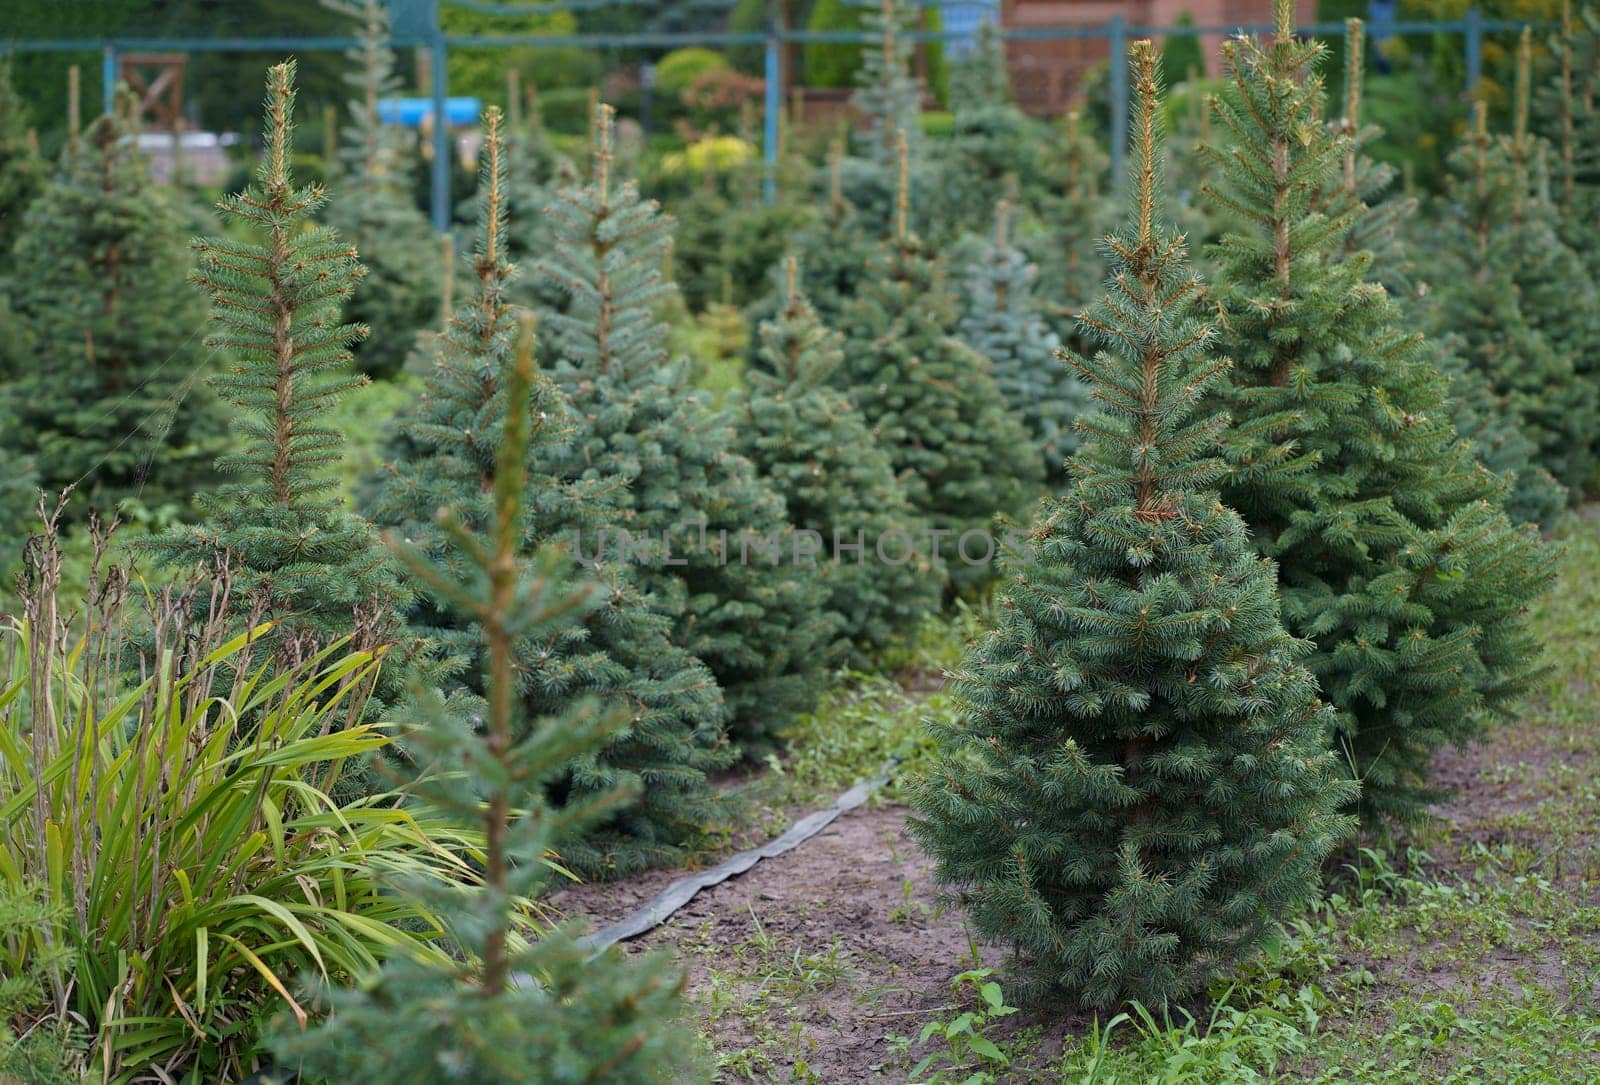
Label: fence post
xmin=1465 ymin=6 xmax=1483 ymax=93
xmin=1109 ymin=16 xmax=1128 ymax=183
xmin=429 ymin=35 xmax=450 ymax=233
xmin=101 ymin=43 xmax=116 ymax=115
xmin=763 ymin=7 xmax=782 ymax=205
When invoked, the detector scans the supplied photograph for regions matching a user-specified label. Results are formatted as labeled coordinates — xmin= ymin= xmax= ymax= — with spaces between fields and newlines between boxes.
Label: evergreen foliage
xmin=911 ymin=44 xmax=1355 ymax=1009
xmin=539 ymin=107 xmax=838 ymax=744
xmin=0 ymin=58 xmax=43 ymax=261
xmin=1435 ymin=342 xmax=1567 ymax=530
xmin=836 ymin=133 xmax=1042 ymax=593
xmin=749 ymin=145 xmax=878 ymax=335
xmin=144 ymin=62 xmax=406 ymax=662
xmin=1428 ymin=98 xmax=1598 ymax=494
xmin=928 ymin=21 xmax=1051 ymax=244
xmin=955 ymin=200 xmax=1090 ymax=486
xmin=0 ymin=885 xmax=89 ymax=1084
xmin=1021 ymin=111 xmax=1117 ymax=344
xmin=271 ymin=306 xmax=704 ymax=1085
xmin=370 ymin=111 xmax=733 ymax=875
xmin=1201 ymin=3 xmax=1557 ymax=825
xmin=853 ymin=0 xmax=923 ymax=170
xmin=1539 ymin=0 xmax=1600 ymax=262
xmin=734 ymin=256 xmax=940 ymax=661
xmin=324 ymin=0 xmax=438 ymax=380
xmin=3 ymin=104 xmax=228 ymax=520
xmin=1322 ymin=19 xmax=1419 ymax=300
xmin=0 ymin=397 xmax=36 ymax=573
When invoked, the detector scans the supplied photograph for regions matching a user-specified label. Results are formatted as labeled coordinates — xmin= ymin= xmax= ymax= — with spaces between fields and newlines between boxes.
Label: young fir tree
xmin=491 ymin=82 xmax=573 ymax=321
xmin=1539 ymin=0 xmax=1600 ymax=268
xmin=1428 ymin=99 xmax=1596 ymax=495
xmin=144 ymin=62 xmax=405 ymax=663
xmin=1021 ymin=110 xmax=1117 ymax=345
xmin=3 ymin=103 xmax=228 ymax=519
xmin=539 ymin=106 xmax=838 ymax=745
xmin=910 ymin=44 xmax=1355 ymax=1010
xmin=836 ymin=132 xmax=1042 ymax=593
xmin=270 ymin=317 xmax=705 ymax=1085
xmin=1321 ymin=19 xmax=1419 ymax=298
xmin=1201 ymin=2 xmax=1556 ymax=825
xmin=853 ymin=0 xmax=923 ymax=171
xmin=324 ymin=0 xmax=438 ymax=380
xmin=1496 ymin=29 xmax=1600 ymax=479
xmin=1318 ymin=22 xmax=1560 ymax=526
xmin=956 ymin=199 xmax=1090 ymax=487
xmin=0 ymin=58 xmax=43 ymax=260
xmin=733 ymin=256 xmax=940 ymax=661
xmin=928 ymin=20 xmax=1050 ymax=243
xmin=1434 ymin=342 xmax=1568 ymax=530
xmin=370 ymin=110 xmax=732 ymax=875
xmin=747 ymin=142 xmax=877 ymax=339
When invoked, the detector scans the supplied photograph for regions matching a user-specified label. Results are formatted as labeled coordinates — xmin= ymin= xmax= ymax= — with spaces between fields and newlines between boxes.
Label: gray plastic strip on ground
xmin=575 ymin=767 xmax=893 ymax=953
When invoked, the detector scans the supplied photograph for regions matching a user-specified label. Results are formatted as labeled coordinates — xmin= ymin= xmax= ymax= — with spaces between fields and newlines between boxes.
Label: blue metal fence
xmin=1 ymin=1 xmax=1545 ymax=231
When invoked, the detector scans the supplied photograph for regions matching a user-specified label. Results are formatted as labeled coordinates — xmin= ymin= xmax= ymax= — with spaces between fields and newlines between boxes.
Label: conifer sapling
xmin=735 ymin=256 xmax=940 ymax=661
xmin=271 ymin=315 xmax=704 ymax=1084
xmin=145 ymin=62 xmax=405 ymax=664
xmin=324 ymin=0 xmax=439 ymax=379
xmin=3 ymin=100 xmax=229 ymax=521
xmin=1202 ymin=1 xmax=1556 ymax=825
xmin=836 ymin=131 xmax=1042 ymax=593
xmin=956 ymin=199 xmax=1090 ymax=485
xmin=370 ymin=109 xmax=733 ymax=875
xmin=540 ymin=106 xmax=838 ymax=743
xmin=911 ymin=43 xmax=1355 ymax=1008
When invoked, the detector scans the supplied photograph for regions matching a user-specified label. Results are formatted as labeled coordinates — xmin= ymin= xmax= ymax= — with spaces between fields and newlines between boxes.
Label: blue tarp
xmin=376 ymin=97 xmax=481 ymax=127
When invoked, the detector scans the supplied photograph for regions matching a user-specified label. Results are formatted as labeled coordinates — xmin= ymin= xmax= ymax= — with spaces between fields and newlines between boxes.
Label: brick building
xmin=1000 ymin=0 xmax=1317 ymax=114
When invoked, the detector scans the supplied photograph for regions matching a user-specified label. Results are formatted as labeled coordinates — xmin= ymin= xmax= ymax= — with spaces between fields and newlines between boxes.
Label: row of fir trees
xmin=0 ymin=0 xmax=1589 ymax=1070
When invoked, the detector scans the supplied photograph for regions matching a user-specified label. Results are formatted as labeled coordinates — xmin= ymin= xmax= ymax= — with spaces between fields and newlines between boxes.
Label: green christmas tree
xmin=144 ymin=62 xmax=405 ymax=663
xmin=1201 ymin=2 xmax=1556 ymax=825
xmin=956 ymin=199 xmax=1090 ymax=486
xmin=910 ymin=43 xmax=1355 ymax=1010
xmin=836 ymin=132 xmax=1042 ymax=594
xmin=1021 ymin=109 xmax=1117 ymax=344
xmin=1538 ymin=0 xmax=1600 ymax=263
xmin=853 ymin=0 xmax=923 ymax=170
xmin=0 ymin=57 xmax=43 ymax=261
xmin=539 ymin=106 xmax=838 ymax=745
xmin=270 ymin=313 xmax=704 ymax=1085
xmin=1427 ymin=98 xmax=1597 ymax=494
xmin=928 ymin=19 xmax=1051 ymax=244
xmin=747 ymin=143 xmax=877 ymax=337
xmin=1434 ymin=342 xmax=1567 ymax=530
xmin=370 ymin=110 xmax=733 ymax=875
xmin=3 ymin=103 xmax=228 ymax=520
xmin=324 ymin=0 xmax=439 ymax=380
xmin=734 ymin=256 xmax=940 ymax=662
xmin=1496 ymin=29 xmax=1600 ymax=483
xmin=1322 ymin=19 xmax=1419 ymax=299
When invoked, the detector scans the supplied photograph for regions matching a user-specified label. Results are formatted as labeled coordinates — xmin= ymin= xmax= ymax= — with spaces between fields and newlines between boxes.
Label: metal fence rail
xmin=1 ymin=1 xmax=1547 ymax=230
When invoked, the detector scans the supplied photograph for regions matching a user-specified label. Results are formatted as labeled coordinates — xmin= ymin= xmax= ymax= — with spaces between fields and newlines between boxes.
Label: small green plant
xmin=0 ymin=884 xmax=89 ymax=1084
xmin=889 ymin=968 xmax=1018 ymax=1084
xmin=269 ymin=311 xmax=703 ymax=1081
